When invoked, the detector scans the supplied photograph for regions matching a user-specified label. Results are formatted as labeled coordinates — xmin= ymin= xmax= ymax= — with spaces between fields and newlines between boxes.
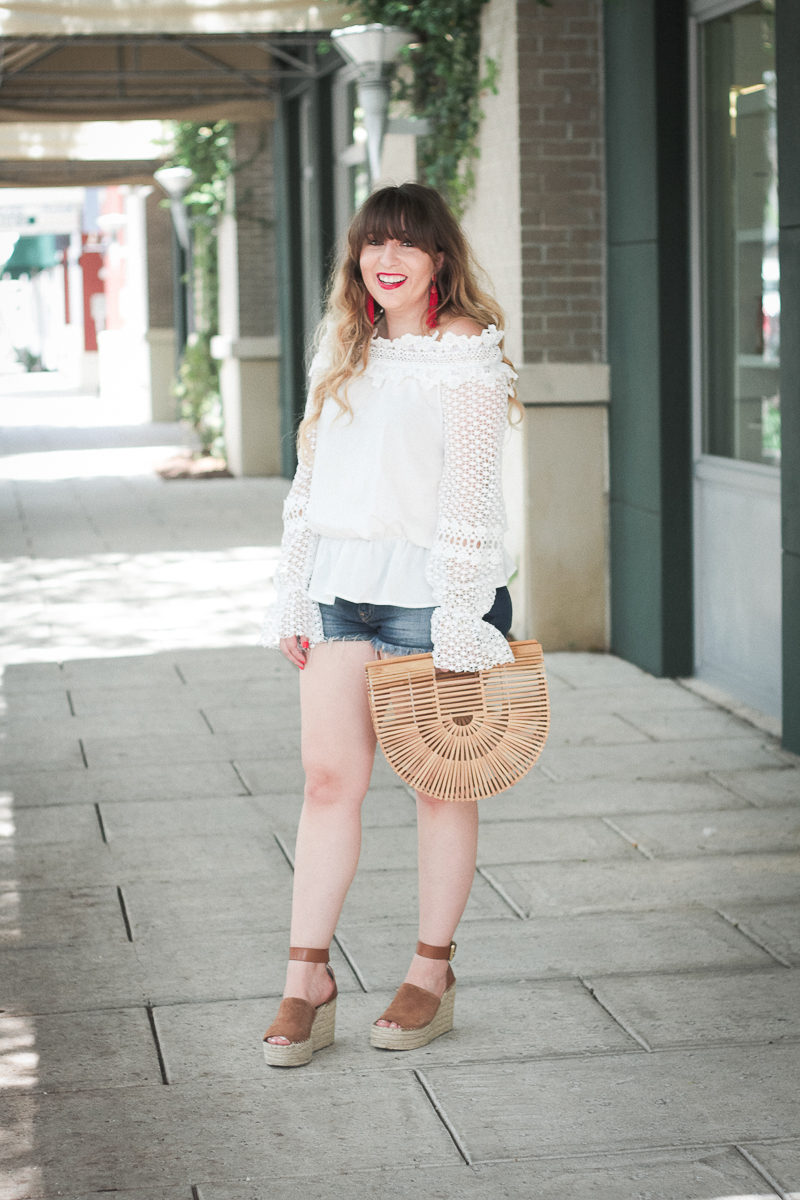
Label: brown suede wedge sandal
xmin=263 ymin=947 xmax=337 ymax=1068
xmin=370 ymin=940 xmax=456 ymax=1051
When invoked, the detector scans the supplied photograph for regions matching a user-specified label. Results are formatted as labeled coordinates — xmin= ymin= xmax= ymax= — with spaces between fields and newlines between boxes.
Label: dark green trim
xmin=776 ymin=0 xmax=800 ymax=753
xmin=275 ymin=95 xmax=304 ymax=478
xmin=604 ymin=0 xmax=693 ymax=677
xmin=654 ymin=1 xmax=693 ymax=673
xmin=276 ymin=61 xmax=337 ymax=478
xmin=170 ymin=225 xmax=189 ymax=370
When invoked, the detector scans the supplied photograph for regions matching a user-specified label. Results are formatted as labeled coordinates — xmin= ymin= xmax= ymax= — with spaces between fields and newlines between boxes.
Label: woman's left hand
xmin=279 ymin=635 xmax=310 ymax=670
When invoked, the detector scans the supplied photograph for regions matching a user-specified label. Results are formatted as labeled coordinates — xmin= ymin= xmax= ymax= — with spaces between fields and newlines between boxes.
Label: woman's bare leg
xmin=268 ymin=641 xmax=377 ymax=1042
xmin=375 ymin=793 xmax=479 ymax=1027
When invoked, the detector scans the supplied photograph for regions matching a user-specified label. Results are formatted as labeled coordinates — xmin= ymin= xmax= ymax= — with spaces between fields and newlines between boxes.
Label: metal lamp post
xmin=154 ymin=164 xmax=195 ymax=363
xmin=330 ymin=24 xmax=414 ymax=188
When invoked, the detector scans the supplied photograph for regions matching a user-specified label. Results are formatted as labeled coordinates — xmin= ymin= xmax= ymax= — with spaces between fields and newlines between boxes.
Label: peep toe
xmin=263 ymin=947 xmax=337 ymax=1067
xmin=370 ymin=940 xmax=456 ymax=1051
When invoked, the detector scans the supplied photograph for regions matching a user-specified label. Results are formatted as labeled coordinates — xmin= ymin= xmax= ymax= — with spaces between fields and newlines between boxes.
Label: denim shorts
xmin=319 ymin=587 xmax=512 ymax=657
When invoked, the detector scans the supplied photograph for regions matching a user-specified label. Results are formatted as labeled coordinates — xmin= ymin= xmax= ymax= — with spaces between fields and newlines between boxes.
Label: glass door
xmin=692 ymin=0 xmax=782 ymax=716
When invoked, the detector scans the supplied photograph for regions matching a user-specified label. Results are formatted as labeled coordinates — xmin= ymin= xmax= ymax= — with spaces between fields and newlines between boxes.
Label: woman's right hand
xmin=279 ymin=635 xmax=310 ymax=670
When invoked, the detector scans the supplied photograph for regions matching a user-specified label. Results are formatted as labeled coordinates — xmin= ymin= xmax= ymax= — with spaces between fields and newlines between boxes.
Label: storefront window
xmin=700 ymin=1 xmax=779 ymax=465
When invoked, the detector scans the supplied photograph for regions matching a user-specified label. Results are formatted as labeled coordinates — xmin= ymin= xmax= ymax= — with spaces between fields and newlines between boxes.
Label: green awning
xmin=1 ymin=233 xmax=61 ymax=279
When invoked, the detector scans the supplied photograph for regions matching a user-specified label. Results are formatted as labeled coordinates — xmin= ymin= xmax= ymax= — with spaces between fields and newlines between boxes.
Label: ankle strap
xmin=416 ymin=940 xmax=456 ymax=961
xmin=289 ymin=947 xmax=329 ymax=963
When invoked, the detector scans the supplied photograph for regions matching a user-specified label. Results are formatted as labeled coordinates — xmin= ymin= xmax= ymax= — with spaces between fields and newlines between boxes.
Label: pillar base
xmin=146 ymin=328 xmax=177 ymax=423
xmin=211 ymin=335 xmax=281 ymax=476
xmin=520 ymin=363 xmax=610 ymax=651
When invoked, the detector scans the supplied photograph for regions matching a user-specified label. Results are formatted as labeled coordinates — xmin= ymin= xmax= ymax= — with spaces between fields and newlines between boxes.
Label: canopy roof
xmin=0 ymin=32 xmax=339 ymax=123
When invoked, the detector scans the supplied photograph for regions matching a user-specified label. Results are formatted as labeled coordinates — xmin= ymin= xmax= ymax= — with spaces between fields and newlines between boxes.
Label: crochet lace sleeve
xmin=427 ymin=371 xmax=515 ymax=672
xmin=260 ymin=432 xmax=324 ymax=649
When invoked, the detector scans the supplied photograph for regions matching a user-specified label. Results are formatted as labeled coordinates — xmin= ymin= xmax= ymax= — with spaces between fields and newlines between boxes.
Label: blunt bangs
xmin=351 ymin=186 xmax=442 ymax=259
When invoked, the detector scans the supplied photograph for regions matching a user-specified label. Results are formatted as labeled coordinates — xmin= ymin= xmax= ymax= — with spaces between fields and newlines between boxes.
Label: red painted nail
xmin=301 ymin=640 xmax=309 ymax=650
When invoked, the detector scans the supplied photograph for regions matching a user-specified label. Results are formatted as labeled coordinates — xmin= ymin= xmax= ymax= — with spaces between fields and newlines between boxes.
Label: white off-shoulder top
xmin=262 ymin=324 xmax=517 ymax=672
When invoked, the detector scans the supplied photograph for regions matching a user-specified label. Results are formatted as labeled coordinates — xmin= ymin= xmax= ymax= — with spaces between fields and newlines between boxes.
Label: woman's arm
xmin=427 ymin=368 xmax=516 ymax=672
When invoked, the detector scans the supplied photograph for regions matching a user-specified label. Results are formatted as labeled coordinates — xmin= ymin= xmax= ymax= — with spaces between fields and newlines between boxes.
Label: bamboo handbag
xmin=364 ymin=640 xmax=550 ymax=802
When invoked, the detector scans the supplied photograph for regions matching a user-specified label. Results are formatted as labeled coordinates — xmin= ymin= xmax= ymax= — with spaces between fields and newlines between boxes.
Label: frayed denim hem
xmin=320 ymin=634 xmax=372 ymax=645
xmin=370 ymin=637 xmax=432 ymax=658
xmin=320 ymin=635 xmax=431 ymax=657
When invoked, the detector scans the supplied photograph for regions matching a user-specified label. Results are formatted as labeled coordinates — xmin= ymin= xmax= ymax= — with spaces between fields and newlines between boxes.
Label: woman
xmin=261 ymin=182 xmax=520 ymax=1067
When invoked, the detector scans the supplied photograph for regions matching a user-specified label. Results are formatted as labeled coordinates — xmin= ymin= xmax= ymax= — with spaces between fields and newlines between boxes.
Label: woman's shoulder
xmin=437 ymin=315 xmax=485 ymax=338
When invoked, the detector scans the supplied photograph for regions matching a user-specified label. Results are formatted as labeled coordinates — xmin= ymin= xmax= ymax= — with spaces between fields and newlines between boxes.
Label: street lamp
xmin=154 ymin=164 xmax=195 ymax=363
xmin=330 ymin=24 xmax=414 ymax=188
xmin=154 ymin=165 xmax=194 ymax=250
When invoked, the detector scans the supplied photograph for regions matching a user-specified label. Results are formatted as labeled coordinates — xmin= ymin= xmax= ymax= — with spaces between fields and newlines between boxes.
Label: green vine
xmin=342 ymin=0 xmax=494 ymax=215
xmin=339 ymin=0 xmax=552 ymax=215
xmin=163 ymin=121 xmax=233 ymax=456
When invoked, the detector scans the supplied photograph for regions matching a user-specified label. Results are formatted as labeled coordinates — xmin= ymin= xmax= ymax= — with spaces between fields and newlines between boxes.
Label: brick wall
xmin=517 ymin=0 xmax=605 ymax=363
xmin=230 ymin=120 xmax=278 ymax=339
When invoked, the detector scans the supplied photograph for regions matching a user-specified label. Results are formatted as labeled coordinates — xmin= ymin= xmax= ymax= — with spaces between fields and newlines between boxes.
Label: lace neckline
xmin=371 ymin=324 xmax=502 ymax=350
xmin=368 ymin=325 xmax=505 ymax=367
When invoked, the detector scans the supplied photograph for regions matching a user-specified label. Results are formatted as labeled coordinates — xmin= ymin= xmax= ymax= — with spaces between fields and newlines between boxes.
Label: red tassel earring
xmin=426 ymin=274 xmax=439 ymax=329
xmin=366 ymin=293 xmax=376 ymax=324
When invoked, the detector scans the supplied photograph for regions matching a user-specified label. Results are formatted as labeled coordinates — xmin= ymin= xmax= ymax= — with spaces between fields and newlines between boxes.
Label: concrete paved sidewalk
xmin=1 ymin=382 xmax=799 ymax=1200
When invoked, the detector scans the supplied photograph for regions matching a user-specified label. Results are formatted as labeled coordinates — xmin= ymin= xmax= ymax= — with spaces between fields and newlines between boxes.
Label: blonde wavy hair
xmin=297 ymin=183 xmax=520 ymax=461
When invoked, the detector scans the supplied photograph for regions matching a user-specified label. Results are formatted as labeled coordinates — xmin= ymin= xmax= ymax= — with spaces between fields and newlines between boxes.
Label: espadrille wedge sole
xmin=263 ymin=947 xmax=337 ymax=1068
xmin=370 ymin=980 xmax=455 ymax=1050
xmin=370 ymin=939 xmax=457 ymax=1051
xmin=262 ymin=994 xmax=336 ymax=1067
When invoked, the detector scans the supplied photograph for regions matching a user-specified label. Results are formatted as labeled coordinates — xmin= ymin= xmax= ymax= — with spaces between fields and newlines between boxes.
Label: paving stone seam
xmin=413 ymin=1069 xmax=473 ymax=1165
xmin=198 ymin=709 xmax=215 ymax=734
xmin=251 ymin=1046 xmax=654 ymax=1079
xmin=535 ymin=761 xmax=563 ymax=782
xmin=135 ymin=962 xmax=797 ymax=1005
xmin=94 ymin=803 xmax=109 ymax=844
xmin=146 ymin=1005 xmax=170 ymax=1085
xmin=13 ymin=958 xmax=785 ymax=1015
xmin=470 ymin=1139 xmax=787 ymax=1166
xmin=3 ymin=961 xmax=794 ymax=1021
xmin=715 ymin=908 xmax=794 ymax=967
xmin=597 ymin=844 xmax=800 ymax=865
xmin=599 ymin=816 xmax=655 ymax=859
xmin=705 ymin=770 xmax=778 ymax=805
xmin=272 ymin=832 xmax=294 ymax=869
xmin=331 ymin=932 xmax=370 ymax=994
xmin=474 ymin=867 xmax=527 ymax=918
xmin=229 ymin=760 xmax=255 ymax=794
xmin=708 ymin=766 xmax=800 ymax=794
xmin=606 ymin=710 xmax=660 ymax=743
xmin=472 ymin=1137 xmax=794 ymax=1167
xmin=427 ymin=1043 xmax=800 ymax=1069
xmin=0 ymin=1036 xmax=794 ymax=1098
xmin=733 ymin=1147 xmax=791 ymax=1200
xmin=577 ymin=978 xmax=653 ymax=1051
xmin=5 ymin=963 xmax=783 ymax=1024
xmin=117 ymin=885 xmax=134 ymax=942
